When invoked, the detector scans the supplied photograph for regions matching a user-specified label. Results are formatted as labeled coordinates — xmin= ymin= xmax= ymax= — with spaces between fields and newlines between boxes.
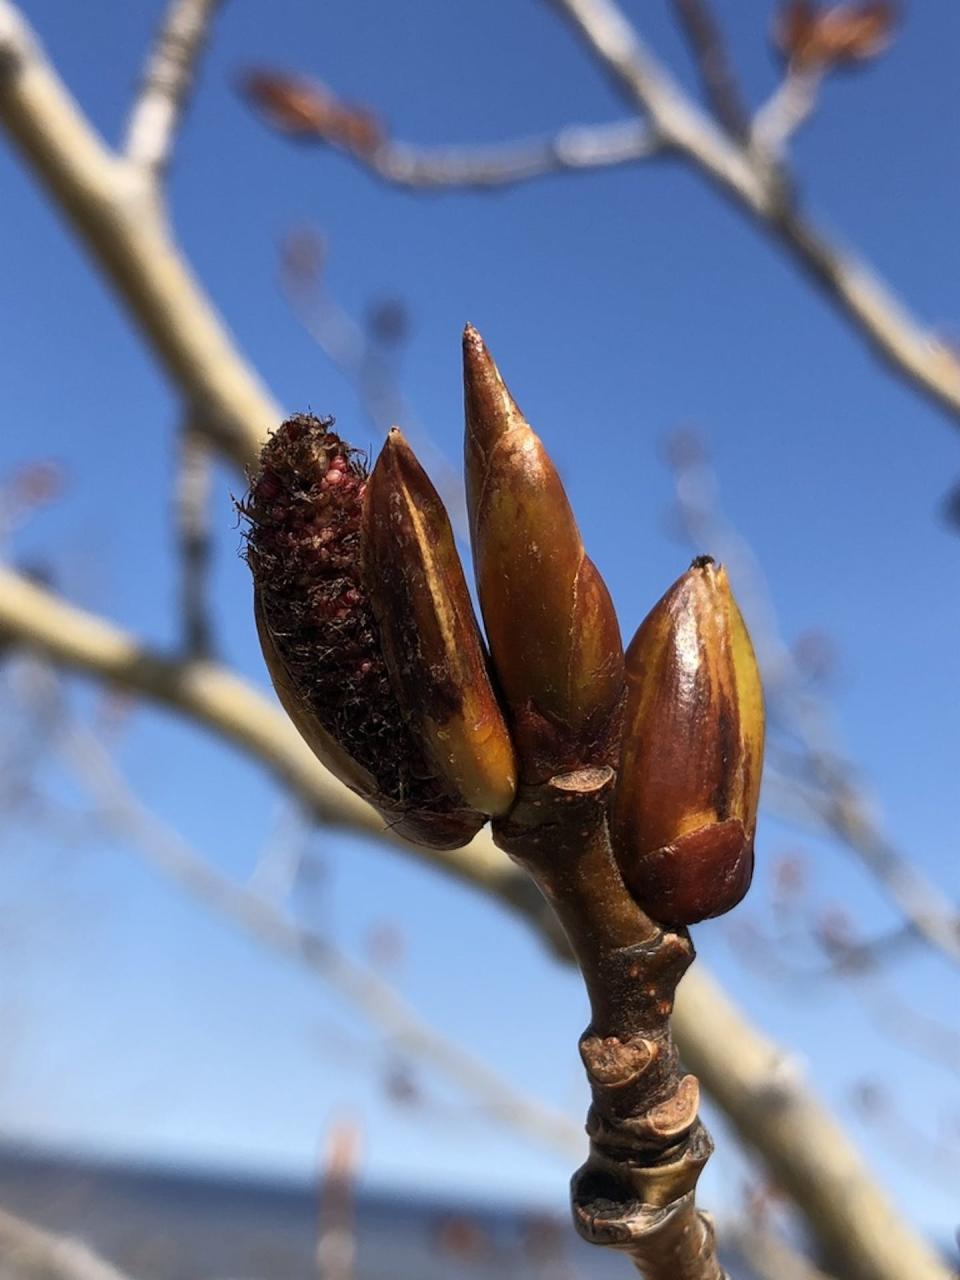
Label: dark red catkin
xmin=242 ymin=414 xmax=484 ymax=849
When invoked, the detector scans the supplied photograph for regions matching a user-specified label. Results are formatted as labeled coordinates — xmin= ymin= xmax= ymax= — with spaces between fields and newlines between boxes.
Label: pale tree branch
xmin=721 ymin=1220 xmax=838 ymax=1280
xmin=279 ymin=236 xmax=470 ymax=539
xmin=0 ymin=1206 xmax=134 ymax=1280
xmin=750 ymin=68 xmax=824 ymax=160
xmin=546 ymin=0 xmax=776 ymax=211
xmin=669 ymin=0 xmax=750 ymax=139
xmin=0 ymin=562 xmax=550 ymax=928
xmin=0 ymin=1 xmax=278 ymax=467
xmin=359 ymin=119 xmax=661 ymax=189
xmin=123 ymin=0 xmax=224 ymax=181
xmin=11 ymin=660 xmax=583 ymax=1162
xmin=674 ymin=972 xmax=949 ymax=1280
xmin=0 ymin=562 xmax=949 ymax=1280
xmin=545 ymin=0 xmax=960 ymax=429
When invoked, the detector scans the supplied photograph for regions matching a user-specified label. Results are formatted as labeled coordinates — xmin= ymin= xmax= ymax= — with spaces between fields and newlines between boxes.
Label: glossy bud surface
xmin=611 ymin=557 xmax=764 ymax=924
xmin=463 ymin=325 xmax=624 ymax=782
xmin=363 ymin=428 xmax=517 ymax=817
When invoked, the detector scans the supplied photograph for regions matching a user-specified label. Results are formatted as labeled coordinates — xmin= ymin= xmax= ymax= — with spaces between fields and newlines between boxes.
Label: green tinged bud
xmin=611 ymin=557 xmax=765 ymax=925
xmin=462 ymin=324 xmax=624 ymax=783
xmin=363 ymin=428 xmax=517 ymax=817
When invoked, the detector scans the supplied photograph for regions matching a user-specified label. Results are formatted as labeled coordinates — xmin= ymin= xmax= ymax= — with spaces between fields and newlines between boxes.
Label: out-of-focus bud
xmin=244 ymin=414 xmax=484 ymax=850
xmin=773 ymin=1 xmax=896 ymax=71
xmin=240 ymin=70 xmax=384 ymax=154
xmin=363 ymin=428 xmax=517 ymax=817
xmin=462 ymin=325 xmax=624 ymax=783
xmin=611 ymin=557 xmax=764 ymax=925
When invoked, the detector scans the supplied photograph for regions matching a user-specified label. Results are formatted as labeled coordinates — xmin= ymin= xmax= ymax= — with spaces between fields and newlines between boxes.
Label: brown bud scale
xmin=242 ymin=414 xmax=482 ymax=848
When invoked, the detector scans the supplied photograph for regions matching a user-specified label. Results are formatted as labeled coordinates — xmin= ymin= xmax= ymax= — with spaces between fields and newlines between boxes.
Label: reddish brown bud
xmin=611 ymin=557 xmax=765 ymax=925
xmin=363 ymin=428 xmax=517 ymax=817
xmin=244 ymin=414 xmax=483 ymax=849
xmin=462 ymin=325 xmax=624 ymax=782
xmin=774 ymin=1 xmax=896 ymax=70
xmin=240 ymin=70 xmax=384 ymax=154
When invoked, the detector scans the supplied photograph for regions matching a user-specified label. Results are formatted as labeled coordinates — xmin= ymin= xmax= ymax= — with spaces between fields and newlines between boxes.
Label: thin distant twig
xmin=0 ymin=1 xmax=280 ymax=467
xmin=542 ymin=0 xmax=960 ymax=431
xmin=0 ymin=561 xmax=567 ymax=940
xmin=123 ymin=0 xmax=224 ymax=181
xmin=669 ymin=0 xmax=750 ymax=138
xmin=13 ymin=661 xmax=583 ymax=1162
xmin=315 ymin=1120 xmax=360 ymax=1280
xmin=361 ymin=119 xmax=660 ymax=189
xmin=174 ymin=420 xmax=215 ymax=658
xmin=665 ymin=438 xmax=960 ymax=966
xmin=751 ymin=68 xmax=824 ymax=159
xmin=0 ymin=1206 xmax=133 ymax=1280
xmin=279 ymin=236 xmax=469 ymax=539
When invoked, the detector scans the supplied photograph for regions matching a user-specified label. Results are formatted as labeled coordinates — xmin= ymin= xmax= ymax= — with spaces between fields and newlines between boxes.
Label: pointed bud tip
xmin=462 ymin=323 xmax=496 ymax=389
xmin=371 ymin=428 xmax=424 ymax=494
xmin=462 ymin=321 xmax=483 ymax=352
xmin=380 ymin=424 xmax=408 ymax=461
xmin=462 ymin=325 xmax=525 ymax=460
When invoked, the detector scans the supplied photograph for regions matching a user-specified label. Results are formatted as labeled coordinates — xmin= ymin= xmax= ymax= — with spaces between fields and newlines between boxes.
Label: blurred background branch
xmin=0 ymin=1207 xmax=134 ymax=1280
xmin=124 ymin=0 xmax=224 ymax=182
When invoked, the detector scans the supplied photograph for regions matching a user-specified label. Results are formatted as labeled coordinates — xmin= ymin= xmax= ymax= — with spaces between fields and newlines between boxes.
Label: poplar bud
xmin=244 ymin=414 xmax=484 ymax=850
xmin=362 ymin=428 xmax=517 ymax=817
xmin=611 ymin=557 xmax=764 ymax=925
xmin=462 ymin=325 xmax=624 ymax=782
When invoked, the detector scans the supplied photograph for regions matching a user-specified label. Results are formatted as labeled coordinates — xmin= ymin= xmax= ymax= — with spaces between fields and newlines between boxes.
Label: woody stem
xmin=493 ymin=767 xmax=725 ymax=1280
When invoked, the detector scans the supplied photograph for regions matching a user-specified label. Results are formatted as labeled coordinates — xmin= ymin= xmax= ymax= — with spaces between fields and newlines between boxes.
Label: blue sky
xmin=1 ymin=0 xmax=958 ymax=1246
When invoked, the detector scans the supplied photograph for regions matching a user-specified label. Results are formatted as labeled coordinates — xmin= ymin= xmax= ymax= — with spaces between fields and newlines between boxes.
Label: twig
xmin=674 ymin=970 xmax=949 ymax=1280
xmin=669 ymin=0 xmax=750 ymax=139
xmin=15 ymin=665 xmax=583 ymax=1162
xmin=0 ymin=1206 xmax=133 ymax=1280
xmin=0 ymin=1 xmax=279 ymax=467
xmin=123 ymin=0 xmax=223 ymax=181
xmin=722 ymin=1219 xmax=838 ymax=1280
xmin=315 ymin=1120 xmax=360 ymax=1280
xmin=0 ymin=561 xmax=950 ymax=1280
xmin=547 ymin=0 xmax=774 ymax=210
xmin=751 ymin=69 xmax=824 ymax=159
xmin=803 ymin=767 xmax=960 ymax=963
xmin=279 ymin=238 xmax=469 ymax=539
xmin=544 ymin=0 xmax=960 ymax=430
xmin=724 ymin=901 xmax=960 ymax=1081
xmin=173 ymin=420 xmax=215 ymax=658
xmin=361 ymin=119 xmax=660 ymax=189
xmin=497 ymin=771 xmax=723 ymax=1279
xmin=0 ymin=563 xmax=536 ymax=920
xmin=246 ymin=801 xmax=311 ymax=904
